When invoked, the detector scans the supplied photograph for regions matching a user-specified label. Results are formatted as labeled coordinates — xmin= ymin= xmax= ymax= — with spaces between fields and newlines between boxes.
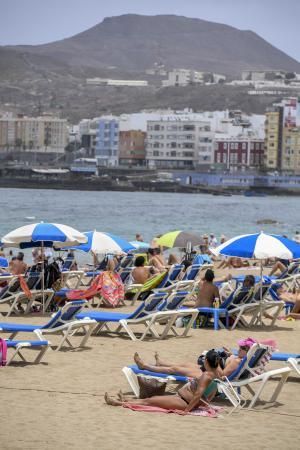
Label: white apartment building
xmin=146 ymin=116 xmax=214 ymax=169
xmin=162 ymin=69 xmax=204 ymax=87
xmin=86 ymin=78 xmax=148 ymax=87
xmin=0 ymin=115 xmax=68 ymax=153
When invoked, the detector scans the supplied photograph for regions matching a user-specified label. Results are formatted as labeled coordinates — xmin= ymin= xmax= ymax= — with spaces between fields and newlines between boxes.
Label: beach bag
xmin=137 ymin=375 xmax=167 ymax=398
xmin=0 ymin=338 xmax=7 ymax=367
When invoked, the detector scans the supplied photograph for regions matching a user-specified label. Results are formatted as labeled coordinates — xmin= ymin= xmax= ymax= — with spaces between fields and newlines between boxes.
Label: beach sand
xmin=0 ymin=268 xmax=299 ymax=450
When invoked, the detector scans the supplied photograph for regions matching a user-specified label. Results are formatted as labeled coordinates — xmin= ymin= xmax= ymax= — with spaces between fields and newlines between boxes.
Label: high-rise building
xmin=264 ymin=97 xmax=300 ymax=173
xmin=95 ymin=117 xmax=119 ymax=167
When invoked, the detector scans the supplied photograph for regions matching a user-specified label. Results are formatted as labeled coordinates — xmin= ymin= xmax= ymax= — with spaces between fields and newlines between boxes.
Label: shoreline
xmin=1 ymin=178 xmax=300 ymax=196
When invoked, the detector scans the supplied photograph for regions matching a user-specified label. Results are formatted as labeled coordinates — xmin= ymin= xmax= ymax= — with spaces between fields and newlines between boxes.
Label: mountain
xmin=2 ymin=14 xmax=300 ymax=78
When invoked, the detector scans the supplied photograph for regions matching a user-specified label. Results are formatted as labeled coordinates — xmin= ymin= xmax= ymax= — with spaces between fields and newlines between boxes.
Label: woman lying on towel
xmin=132 ymin=338 xmax=253 ymax=379
xmin=105 ymin=350 xmax=221 ymax=412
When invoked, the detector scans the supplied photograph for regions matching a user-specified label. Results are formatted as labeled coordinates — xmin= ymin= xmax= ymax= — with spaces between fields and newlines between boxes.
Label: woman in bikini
xmin=105 ymin=350 xmax=221 ymax=412
xmin=132 ymin=340 xmax=251 ymax=379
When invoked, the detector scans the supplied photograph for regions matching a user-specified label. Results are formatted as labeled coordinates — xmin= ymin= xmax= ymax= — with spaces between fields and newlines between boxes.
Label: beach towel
xmin=18 ymin=275 xmax=32 ymax=299
xmin=0 ymin=338 xmax=7 ymax=366
xmin=67 ymin=271 xmax=124 ymax=307
xmin=123 ymin=403 xmax=222 ymax=417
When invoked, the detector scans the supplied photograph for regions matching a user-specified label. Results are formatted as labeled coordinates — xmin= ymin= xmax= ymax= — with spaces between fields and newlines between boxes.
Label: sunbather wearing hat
xmin=105 ymin=350 xmax=221 ymax=412
xmin=132 ymin=338 xmax=255 ymax=379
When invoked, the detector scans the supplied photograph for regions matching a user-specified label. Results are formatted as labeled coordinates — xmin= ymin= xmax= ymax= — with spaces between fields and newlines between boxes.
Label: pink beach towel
xmin=123 ymin=403 xmax=222 ymax=417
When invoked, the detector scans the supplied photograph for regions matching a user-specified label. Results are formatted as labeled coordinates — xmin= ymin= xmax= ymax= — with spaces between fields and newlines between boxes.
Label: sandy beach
xmin=1 ymin=267 xmax=300 ymax=450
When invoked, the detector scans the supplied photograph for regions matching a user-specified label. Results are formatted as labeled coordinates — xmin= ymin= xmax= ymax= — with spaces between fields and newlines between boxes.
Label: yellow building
xmin=0 ymin=115 xmax=68 ymax=153
xmin=264 ymin=111 xmax=280 ymax=169
xmin=281 ymin=127 xmax=300 ymax=174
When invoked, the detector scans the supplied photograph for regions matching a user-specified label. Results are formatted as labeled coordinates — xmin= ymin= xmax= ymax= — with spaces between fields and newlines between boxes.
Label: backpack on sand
xmin=0 ymin=338 xmax=7 ymax=366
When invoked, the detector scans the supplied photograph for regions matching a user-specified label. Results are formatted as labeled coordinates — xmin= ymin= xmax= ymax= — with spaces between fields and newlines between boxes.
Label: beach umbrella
xmin=211 ymin=232 xmax=300 ymax=325
xmin=0 ymin=256 xmax=8 ymax=268
xmin=1 ymin=222 xmax=87 ymax=249
xmin=1 ymin=222 xmax=87 ymax=312
xmin=157 ymin=230 xmax=204 ymax=249
xmin=129 ymin=241 xmax=150 ymax=251
xmin=70 ymin=231 xmax=135 ymax=255
xmin=211 ymin=232 xmax=300 ymax=260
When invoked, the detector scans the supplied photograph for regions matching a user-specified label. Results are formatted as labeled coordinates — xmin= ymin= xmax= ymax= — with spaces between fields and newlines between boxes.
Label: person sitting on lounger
xmin=184 ymin=268 xmax=220 ymax=308
xmin=132 ymin=337 xmax=252 ymax=379
xmin=278 ymin=289 xmax=300 ymax=320
xmin=105 ymin=350 xmax=221 ymax=412
xmin=131 ymin=256 xmax=158 ymax=284
xmin=269 ymin=258 xmax=290 ymax=277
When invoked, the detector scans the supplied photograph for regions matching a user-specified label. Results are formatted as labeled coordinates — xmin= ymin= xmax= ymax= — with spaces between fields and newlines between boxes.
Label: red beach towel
xmin=18 ymin=275 xmax=32 ymax=299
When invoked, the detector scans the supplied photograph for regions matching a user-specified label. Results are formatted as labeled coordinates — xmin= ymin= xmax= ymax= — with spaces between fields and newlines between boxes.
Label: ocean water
xmin=1 ymin=188 xmax=299 ymax=242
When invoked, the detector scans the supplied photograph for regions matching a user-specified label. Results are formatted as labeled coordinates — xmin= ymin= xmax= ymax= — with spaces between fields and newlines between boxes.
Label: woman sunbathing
xmin=105 ymin=350 xmax=221 ymax=412
xmin=278 ymin=289 xmax=300 ymax=320
xmin=132 ymin=338 xmax=252 ymax=379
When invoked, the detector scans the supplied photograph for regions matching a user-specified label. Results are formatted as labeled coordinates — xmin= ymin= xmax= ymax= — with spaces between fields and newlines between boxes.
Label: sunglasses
xmin=239 ymin=345 xmax=249 ymax=351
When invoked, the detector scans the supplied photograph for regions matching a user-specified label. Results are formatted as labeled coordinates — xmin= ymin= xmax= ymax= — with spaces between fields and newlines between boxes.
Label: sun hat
xmin=237 ymin=337 xmax=257 ymax=348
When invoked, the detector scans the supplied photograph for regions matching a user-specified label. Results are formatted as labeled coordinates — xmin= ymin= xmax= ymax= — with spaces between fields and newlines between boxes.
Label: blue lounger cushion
xmin=0 ymin=323 xmax=40 ymax=332
xmin=270 ymin=352 xmax=300 ymax=361
xmin=76 ymin=311 xmax=131 ymax=322
xmin=7 ymin=340 xmax=49 ymax=347
xmin=128 ymin=364 xmax=189 ymax=383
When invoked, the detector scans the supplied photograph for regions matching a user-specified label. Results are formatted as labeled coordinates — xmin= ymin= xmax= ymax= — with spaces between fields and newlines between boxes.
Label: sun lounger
xmin=0 ymin=300 xmax=96 ymax=351
xmin=76 ymin=291 xmax=198 ymax=341
xmin=4 ymin=339 xmax=50 ymax=365
xmin=123 ymin=344 xmax=291 ymax=409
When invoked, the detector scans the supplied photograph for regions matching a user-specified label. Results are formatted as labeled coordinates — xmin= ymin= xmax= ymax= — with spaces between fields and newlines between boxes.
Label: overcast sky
xmin=1 ymin=0 xmax=299 ymax=61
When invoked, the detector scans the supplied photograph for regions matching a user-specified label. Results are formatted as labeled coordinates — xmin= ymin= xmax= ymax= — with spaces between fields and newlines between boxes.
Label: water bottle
xmin=213 ymin=297 xmax=220 ymax=308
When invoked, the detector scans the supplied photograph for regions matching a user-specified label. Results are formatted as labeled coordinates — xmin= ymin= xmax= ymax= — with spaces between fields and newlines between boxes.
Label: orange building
xmin=118 ymin=130 xmax=146 ymax=166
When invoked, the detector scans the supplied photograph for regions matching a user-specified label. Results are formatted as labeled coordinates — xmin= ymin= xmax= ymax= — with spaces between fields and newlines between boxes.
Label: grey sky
xmin=1 ymin=0 xmax=299 ymax=61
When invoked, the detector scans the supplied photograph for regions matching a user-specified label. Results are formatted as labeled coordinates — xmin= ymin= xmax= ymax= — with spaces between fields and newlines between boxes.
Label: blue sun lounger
xmin=0 ymin=300 xmax=96 ymax=351
xmin=76 ymin=291 xmax=197 ymax=341
xmin=4 ymin=339 xmax=50 ymax=365
xmin=123 ymin=344 xmax=291 ymax=409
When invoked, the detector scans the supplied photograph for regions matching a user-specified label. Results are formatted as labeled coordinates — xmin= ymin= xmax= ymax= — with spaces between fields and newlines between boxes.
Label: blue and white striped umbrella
xmin=212 ymin=232 xmax=300 ymax=260
xmin=1 ymin=222 xmax=87 ymax=249
xmin=71 ymin=231 xmax=135 ymax=254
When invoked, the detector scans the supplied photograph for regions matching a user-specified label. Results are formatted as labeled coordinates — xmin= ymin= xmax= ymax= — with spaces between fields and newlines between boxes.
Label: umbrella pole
xmin=259 ymin=260 xmax=263 ymax=326
xmin=41 ymin=242 xmax=45 ymax=313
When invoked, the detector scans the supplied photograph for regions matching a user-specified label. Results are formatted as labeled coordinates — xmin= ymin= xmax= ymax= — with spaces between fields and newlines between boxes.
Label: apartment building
xmin=0 ymin=114 xmax=68 ymax=153
xmin=281 ymin=127 xmax=300 ymax=173
xmin=264 ymin=110 xmax=281 ymax=169
xmin=95 ymin=117 xmax=119 ymax=167
xmin=146 ymin=116 xmax=214 ymax=169
xmin=215 ymin=137 xmax=264 ymax=170
xmin=119 ymin=130 xmax=146 ymax=166
xmin=264 ymin=97 xmax=300 ymax=173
